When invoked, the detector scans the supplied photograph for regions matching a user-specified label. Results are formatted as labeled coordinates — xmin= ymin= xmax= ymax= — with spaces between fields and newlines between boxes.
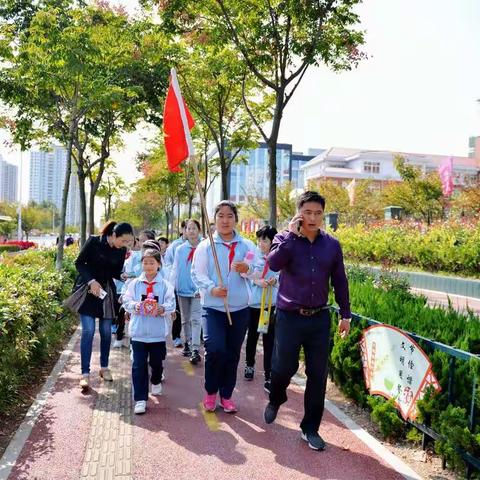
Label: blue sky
xmin=1 ymin=0 xmax=480 ymax=198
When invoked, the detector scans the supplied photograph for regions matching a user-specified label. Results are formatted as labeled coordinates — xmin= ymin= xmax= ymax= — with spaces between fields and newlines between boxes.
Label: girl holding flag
xmin=243 ymin=226 xmax=279 ymax=393
xmin=170 ymin=219 xmax=202 ymax=363
xmin=192 ymin=201 xmax=256 ymax=413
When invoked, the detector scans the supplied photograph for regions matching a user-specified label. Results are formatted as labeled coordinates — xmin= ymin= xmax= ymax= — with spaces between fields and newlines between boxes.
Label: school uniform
xmin=170 ymin=241 xmax=202 ymax=351
xmin=123 ymin=272 xmax=176 ymax=401
xmin=245 ymin=253 xmax=279 ymax=380
xmin=191 ymin=231 xmax=255 ymax=399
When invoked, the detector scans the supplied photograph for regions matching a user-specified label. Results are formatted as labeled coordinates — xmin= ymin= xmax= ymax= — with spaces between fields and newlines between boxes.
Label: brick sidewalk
xmin=80 ymin=346 xmax=133 ymax=479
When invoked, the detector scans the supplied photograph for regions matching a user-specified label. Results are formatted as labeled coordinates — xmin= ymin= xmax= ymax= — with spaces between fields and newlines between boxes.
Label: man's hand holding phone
xmin=288 ymin=214 xmax=304 ymax=236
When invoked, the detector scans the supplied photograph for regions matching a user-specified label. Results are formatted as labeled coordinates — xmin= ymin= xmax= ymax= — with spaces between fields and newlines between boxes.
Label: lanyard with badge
xmin=257 ymin=260 xmax=273 ymax=334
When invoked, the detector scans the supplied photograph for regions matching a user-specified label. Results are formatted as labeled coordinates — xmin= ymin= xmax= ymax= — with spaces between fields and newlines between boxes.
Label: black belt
xmin=298 ymin=305 xmax=329 ymax=316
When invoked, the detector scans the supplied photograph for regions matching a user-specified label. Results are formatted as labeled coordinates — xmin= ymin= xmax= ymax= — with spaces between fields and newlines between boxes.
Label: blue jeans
xmin=202 ymin=307 xmax=249 ymax=399
xmin=80 ymin=315 xmax=113 ymax=375
xmin=131 ymin=341 xmax=166 ymax=401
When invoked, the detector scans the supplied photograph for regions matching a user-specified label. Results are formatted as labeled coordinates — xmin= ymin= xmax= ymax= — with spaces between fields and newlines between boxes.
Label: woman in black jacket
xmin=74 ymin=221 xmax=134 ymax=389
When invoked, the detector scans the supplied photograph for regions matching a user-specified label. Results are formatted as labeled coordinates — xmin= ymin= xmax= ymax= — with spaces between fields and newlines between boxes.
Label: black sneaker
xmin=190 ymin=349 xmax=201 ymax=365
xmin=301 ymin=431 xmax=326 ymax=451
xmin=182 ymin=343 xmax=191 ymax=357
xmin=264 ymin=402 xmax=279 ymax=424
xmin=264 ymin=379 xmax=271 ymax=394
xmin=244 ymin=366 xmax=255 ymax=381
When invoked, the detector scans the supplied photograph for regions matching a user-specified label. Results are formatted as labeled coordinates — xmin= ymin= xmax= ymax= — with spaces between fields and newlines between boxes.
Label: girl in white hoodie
xmin=123 ymin=249 xmax=176 ymax=414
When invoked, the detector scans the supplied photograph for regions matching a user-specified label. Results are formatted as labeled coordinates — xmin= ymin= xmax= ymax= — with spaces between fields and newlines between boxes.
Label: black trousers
xmin=245 ymin=307 xmax=276 ymax=378
xmin=172 ymin=292 xmax=182 ymax=340
xmin=269 ymin=308 xmax=331 ymax=434
xmin=115 ymin=294 xmax=126 ymax=341
xmin=131 ymin=341 xmax=166 ymax=401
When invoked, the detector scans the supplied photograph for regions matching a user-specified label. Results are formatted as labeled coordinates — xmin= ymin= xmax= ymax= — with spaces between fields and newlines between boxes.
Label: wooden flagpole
xmin=170 ymin=68 xmax=232 ymax=325
xmin=189 ymin=155 xmax=232 ymax=325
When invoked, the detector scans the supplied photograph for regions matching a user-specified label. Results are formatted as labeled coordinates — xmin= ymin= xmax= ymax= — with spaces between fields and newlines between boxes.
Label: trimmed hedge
xmin=0 ymin=248 xmax=77 ymax=414
xmin=330 ymin=266 xmax=480 ymax=472
xmin=333 ymin=220 xmax=480 ymax=278
xmin=0 ymin=245 xmax=21 ymax=253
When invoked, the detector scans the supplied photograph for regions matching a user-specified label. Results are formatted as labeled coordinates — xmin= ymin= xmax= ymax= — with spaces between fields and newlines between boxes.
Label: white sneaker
xmin=134 ymin=400 xmax=147 ymax=414
xmin=151 ymin=383 xmax=163 ymax=396
xmin=79 ymin=374 xmax=89 ymax=390
xmin=113 ymin=339 xmax=123 ymax=348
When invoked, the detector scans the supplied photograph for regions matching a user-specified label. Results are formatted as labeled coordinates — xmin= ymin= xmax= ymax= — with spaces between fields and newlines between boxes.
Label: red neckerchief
xmin=143 ymin=281 xmax=156 ymax=296
xmin=186 ymin=246 xmax=196 ymax=264
xmin=222 ymin=241 xmax=238 ymax=271
xmin=261 ymin=257 xmax=269 ymax=279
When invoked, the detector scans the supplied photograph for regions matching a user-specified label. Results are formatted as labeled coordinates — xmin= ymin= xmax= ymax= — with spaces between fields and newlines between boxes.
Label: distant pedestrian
xmin=164 ymin=221 xmax=187 ymax=348
xmin=244 ymin=225 xmax=278 ymax=393
xmin=170 ymin=219 xmax=202 ymax=364
xmin=74 ymin=221 xmax=134 ymax=390
xmin=122 ymin=249 xmax=175 ymax=414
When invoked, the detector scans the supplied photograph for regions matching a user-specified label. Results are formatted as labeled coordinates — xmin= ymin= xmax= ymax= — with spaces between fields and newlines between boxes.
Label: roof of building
xmin=302 ymin=147 xmax=480 ymax=170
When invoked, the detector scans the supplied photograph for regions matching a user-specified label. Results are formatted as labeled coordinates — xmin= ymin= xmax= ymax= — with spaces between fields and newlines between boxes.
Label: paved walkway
xmin=1 ymin=329 xmax=421 ymax=480
xmin=412 ymin=288 xmax=480 ymax=315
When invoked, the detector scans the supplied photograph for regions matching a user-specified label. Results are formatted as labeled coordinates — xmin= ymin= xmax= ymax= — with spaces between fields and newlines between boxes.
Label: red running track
xmin=6 ymin=333 xmax=407 ymax=480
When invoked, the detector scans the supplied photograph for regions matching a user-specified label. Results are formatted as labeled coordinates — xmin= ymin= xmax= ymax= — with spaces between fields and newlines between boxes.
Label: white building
xmin=29 ymin=146 xmax=80 ymax=226
xmin=302 ymin=147 xmax=480 ymax=190
xmin=0 ymin=156 xmax=18 ymax=203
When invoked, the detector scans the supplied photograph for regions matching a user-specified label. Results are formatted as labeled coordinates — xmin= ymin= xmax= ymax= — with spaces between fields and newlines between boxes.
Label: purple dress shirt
xmin=267 ymin=230 xmax=351 ymax=318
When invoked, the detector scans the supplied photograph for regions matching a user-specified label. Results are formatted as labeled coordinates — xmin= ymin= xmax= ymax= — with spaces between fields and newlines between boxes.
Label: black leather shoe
xmin=301 ymin=431 xmax=326 ymax=451
xmin=264 ymin=402 xmax=279 ymax=424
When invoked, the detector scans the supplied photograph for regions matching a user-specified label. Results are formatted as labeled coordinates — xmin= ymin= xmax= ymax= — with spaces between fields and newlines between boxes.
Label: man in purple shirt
xmin=264 ymin=191 xmax=351 ymax=451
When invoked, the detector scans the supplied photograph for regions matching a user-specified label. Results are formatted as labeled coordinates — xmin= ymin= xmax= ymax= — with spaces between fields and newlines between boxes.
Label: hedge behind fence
xmin=330 ymin=266 xmax=480 ymax=472
xmin=0 ymin=249 xmax=77 ymax=414
xmin=333 ymin=220 xmax=480 ymax=278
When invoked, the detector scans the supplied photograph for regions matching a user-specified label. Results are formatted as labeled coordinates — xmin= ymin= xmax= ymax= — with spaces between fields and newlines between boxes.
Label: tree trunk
xmin=88 ymin=181 xmax=95 ymax=235
xmin=188 ymin=195 xmax=193 ymax=218
xmin=77 ymin=170 xmax=87 ymax=246
xmin=164 ymin=210 xmax=170 ymax=240
xmin=219 ymin=144 xmax=229 ymax=200
xmin=176 ymin=201 xmax=180 ymax=233
xmin=221 ymin=164 xmax=228 ymax=200
xmin=267 ymin=91 xmax=284 ymax=228
xmin=107 ymin=193 xmax=112 ymax=220
xmin=56 ymin=121 xmax=76 ymax=271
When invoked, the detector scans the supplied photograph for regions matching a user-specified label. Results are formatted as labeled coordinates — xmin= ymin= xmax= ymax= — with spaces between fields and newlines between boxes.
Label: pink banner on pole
xmin=438 ymin=157 xmax=454 ymax=197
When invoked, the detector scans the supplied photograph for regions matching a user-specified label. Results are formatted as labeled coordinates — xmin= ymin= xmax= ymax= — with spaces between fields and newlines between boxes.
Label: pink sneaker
xmin=203 ymin=393 xmax=217 ymax=412
xmin=220 ymin=397 xmax=238 ymax=413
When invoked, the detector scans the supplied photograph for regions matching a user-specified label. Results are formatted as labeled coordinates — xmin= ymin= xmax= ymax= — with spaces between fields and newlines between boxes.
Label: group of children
xmin=110 ymin=202 xmax=279 ymax=415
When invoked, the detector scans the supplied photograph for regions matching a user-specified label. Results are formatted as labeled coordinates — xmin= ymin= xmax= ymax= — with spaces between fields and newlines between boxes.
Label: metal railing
xmin=330 ymin=306 xmax=480 ymax=478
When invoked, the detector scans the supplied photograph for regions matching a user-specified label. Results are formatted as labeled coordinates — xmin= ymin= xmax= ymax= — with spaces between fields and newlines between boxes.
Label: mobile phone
xmin=297 ymin=220 xmax=303 ymax=232
xmin=98 ymin=288 xmax=107 ymax=299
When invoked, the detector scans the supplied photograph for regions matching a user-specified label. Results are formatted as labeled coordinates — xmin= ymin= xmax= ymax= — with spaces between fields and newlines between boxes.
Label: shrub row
xmin=0 ymin=245 xmax=20 ymax=253
xmin=332 ymin=220 xmax=480 ymax=278
xmin=330 ymin=266 xmax=480 ymax=472
xmin=0 ymin=248 xmax=77 ymax=414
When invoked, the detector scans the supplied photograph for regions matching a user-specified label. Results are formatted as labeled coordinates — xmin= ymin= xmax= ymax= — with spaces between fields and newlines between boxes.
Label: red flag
xmin=163 ymin=68 xmax=195 ymax=172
